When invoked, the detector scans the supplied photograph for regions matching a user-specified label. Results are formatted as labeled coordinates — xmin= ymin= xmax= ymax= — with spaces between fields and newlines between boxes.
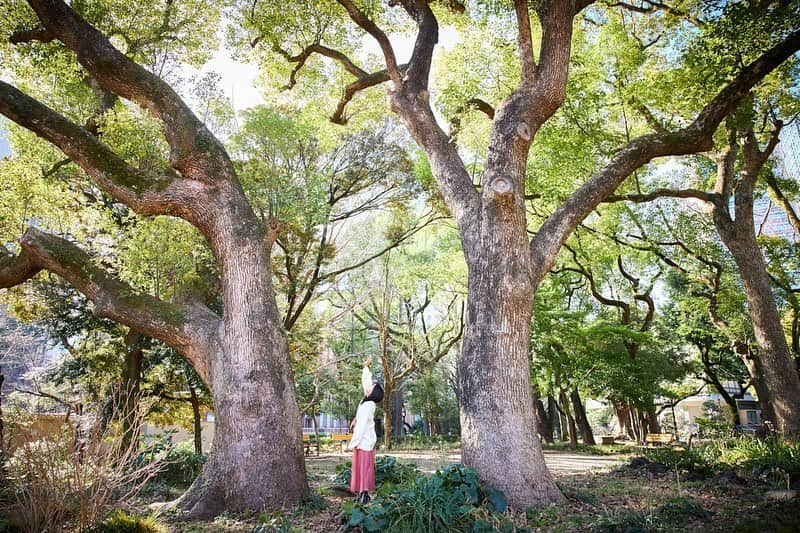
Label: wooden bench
xmin=644 ymin=433 xmax=674 ymax=447
xmin=331 ymin=433 xmax=350 ymax=453
xmin=302 ymin=434 xmax=320 ymax=456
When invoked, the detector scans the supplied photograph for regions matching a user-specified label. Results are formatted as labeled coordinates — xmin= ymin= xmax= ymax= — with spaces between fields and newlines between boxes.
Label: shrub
xmin=343 ymin=464 xmax=511 ymax=533
xmin=91 ymin=510 xmax=167 ymax=533
xmin=152 ymin=441 xmax=206 ymax=487
xmin=591 ymin=507 xmax=657 ymax=533
xmin=334 ymin=455 xmax=419 ymax=489
xmin=2 ymin=397 xmax=163 ymax=533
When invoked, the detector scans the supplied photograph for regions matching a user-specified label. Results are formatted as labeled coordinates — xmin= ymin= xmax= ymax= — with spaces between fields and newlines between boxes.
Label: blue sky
xmin=0 ymin=124 xmax=9 ymax=157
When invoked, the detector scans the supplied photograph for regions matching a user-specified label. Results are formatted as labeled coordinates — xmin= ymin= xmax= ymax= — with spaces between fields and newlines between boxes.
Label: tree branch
xmin=529 ymin=28 xmax=800 ymax=286
xmin=0 ymin=228 xmax=219 ymax=386
xmin=0 ymin=80 xmax=200 ymax=220
xmin=336 ymin=0 xmax=401 ymax=86
xmin=605 ymin=188 xmax=716 ymax=204
xmin=514 ymin=0 xmax=537 ymax=82
xmin=25 ymin=0 xmax=232 ymax=180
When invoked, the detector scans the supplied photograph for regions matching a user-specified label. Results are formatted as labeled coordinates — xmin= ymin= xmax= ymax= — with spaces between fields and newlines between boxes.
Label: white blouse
xmin=348 ymin=366 xmax=377 ymax=451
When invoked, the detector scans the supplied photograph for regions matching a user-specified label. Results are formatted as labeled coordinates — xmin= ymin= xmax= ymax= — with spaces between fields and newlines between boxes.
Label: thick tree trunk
xmin=723 ymin=236 xmax=800 ymax=438
xmin=176 ymin=226 xmax=307 ymax=518
xmin=190 ymin=387 xmax=202 ymax=455
xmin=570 ymin=390 xmax=595 ymax=445
xmin=459 ymin=241 xmax=564 ymax=507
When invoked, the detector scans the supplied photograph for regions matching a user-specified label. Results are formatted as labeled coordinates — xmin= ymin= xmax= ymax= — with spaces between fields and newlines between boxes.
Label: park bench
xmin=644 ymin=433 xmax=674 ymax=447
xmin=331 ymin=432 xmax=350 ymax=453
xmin=302 ymin=433 xmax=320 ymax=456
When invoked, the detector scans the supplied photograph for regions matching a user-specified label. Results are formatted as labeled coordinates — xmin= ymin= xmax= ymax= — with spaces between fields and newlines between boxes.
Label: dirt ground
xmin=304 ymin=448 xmax=626 ymax=478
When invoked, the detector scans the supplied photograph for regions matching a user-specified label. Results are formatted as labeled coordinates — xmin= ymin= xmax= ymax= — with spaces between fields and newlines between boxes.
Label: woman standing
xmin=348 ymin=357 xmax=383 ymax=503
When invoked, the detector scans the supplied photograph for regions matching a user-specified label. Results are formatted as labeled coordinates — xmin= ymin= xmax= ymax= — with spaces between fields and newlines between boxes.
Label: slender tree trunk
xmin=176 ymin=226 xmax=307 ymax=517
xmin=383 ymin=384 xmax=393 ymax=449
xmin=0 ymin=370 xmax=4 ymax=471
xmin=723 ymin=235 xmax=800 ymax=438
xmin=121 ymin=332 xmax=144 ymax=449
xmin=570 ymin=389 xmax=595 ymax=445
xmin=459 ymin=239 xmax=564 ymax=506
xmin=559 ymin=391 xmax=578 ymax=448
xmin=548 ymin=395 xmax=562 ymax=442
xmin=189 ymin=387 xmax=202 ymax=455
xmin=533 ymin=392 xmax=554 ymax=443
xmin=645 ymin=407 xmax=661 ymax=434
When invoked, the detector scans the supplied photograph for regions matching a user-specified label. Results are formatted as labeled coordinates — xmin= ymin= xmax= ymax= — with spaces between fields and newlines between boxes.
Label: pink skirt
xmin=350 ymin=448 xmax=376 ymax=494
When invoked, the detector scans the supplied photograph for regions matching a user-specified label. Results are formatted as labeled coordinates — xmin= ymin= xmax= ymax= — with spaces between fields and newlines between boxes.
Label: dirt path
xmin=305 ymin=448 xmax=626 ymax=481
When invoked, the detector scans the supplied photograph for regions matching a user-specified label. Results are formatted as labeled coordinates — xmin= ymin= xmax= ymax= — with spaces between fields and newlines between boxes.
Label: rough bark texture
xmin=710 ymin=127 xmax=800 ymax=439
xmin=0 ymin=0 xmax=308 ymax=517
xmin=190 ymin=387 xmax=203 ymax=455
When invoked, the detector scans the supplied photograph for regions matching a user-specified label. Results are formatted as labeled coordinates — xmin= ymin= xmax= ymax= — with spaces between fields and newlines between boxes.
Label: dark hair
xmin=364 ymin=382 xmax=384 ymax=404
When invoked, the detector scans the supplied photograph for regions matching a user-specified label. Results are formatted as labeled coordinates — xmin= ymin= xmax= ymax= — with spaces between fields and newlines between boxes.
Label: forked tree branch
xmin=529 ymin=28 xmax=800 ymax=286
xmin=24 ymin=0 xmax=233 ymax=181
xmin=0 ymin=228 xmax=219 ymax=386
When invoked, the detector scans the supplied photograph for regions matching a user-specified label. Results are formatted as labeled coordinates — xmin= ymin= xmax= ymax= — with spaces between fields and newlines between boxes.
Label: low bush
xmin=342 ymin=464 xmax=512 ymax=533
xmin=91 ymin=510 xmax=167 ymax=533
xmin=334 ymin=455 xmax=419 ymax=489
xmin=152 ymin=441 xmax=206 ymax=487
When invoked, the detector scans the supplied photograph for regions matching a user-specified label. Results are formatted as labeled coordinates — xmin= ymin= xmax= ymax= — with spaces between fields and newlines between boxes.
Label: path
xmin=305 ymin=448 xmax=626 ymax=481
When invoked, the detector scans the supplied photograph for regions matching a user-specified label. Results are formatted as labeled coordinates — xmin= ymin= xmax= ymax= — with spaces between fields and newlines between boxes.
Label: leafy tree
xmin=237 ymin=0 xmax=800 ymax=504
xmin=0 ymin=0 xmax=306 ymax=516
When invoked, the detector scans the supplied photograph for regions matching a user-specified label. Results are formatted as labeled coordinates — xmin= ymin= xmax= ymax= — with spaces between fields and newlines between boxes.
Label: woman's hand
xmin=349 ymin=418 xmax=356 ymax=431
xmin=363 ymin=357 xmax=372 ymax=368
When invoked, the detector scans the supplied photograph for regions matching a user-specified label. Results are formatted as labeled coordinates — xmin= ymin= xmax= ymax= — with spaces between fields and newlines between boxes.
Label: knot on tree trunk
xmin=489 ymin=177 xmax=514 ymax=200
xmin=516 ymin=121 xmax=531 ymax=141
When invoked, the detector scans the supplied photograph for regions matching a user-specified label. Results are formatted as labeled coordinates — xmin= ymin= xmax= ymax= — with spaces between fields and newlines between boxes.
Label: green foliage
xmin=92 ymin=511 xmax=167 ymax=533
xmin=334 ymin=455 xmax=420 ymax=489
xmin=592 ymin=495 xmax=710 ymax=532
xmin=152 ymin=442 xmax=207 ymax=487
xmin=342 ymin=464 xmax=512 ymax=533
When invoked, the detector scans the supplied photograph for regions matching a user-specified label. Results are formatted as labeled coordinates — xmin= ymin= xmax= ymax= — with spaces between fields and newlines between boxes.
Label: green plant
xmin=92 ymin=510 xmax=167 ymax=533
xmin=152 ymin=442 xmax=206 ymax=487
xmin=591 ymin=507 xmax=657 ymax=533
xmin=342 ymin=464 xmax=510 ymax=532
xmin=334 ymin=455 xmax=419 ymax=489
xmin=656 ymin=496 xmax=711 ymax=522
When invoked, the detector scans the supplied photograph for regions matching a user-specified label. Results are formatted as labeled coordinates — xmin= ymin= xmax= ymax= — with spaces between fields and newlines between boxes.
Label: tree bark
xmin=559 ymin=391 xmax=578 ymax=448
xmin=722 ymin=234 xmax=800 ymax=437
xmin=533 ymin=392 xmax=554 ymax=443
xmin=570 ymin=389 xmax=595 ymax=445
xmin=190 ymin=387 xmax=203 ymax=455
xmin=121 ymin=331 xmax=144 ymax=449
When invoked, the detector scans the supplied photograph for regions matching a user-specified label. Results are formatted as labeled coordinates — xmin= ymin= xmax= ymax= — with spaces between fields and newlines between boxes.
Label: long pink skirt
xmin=350 ymin=447 xmax=376 ymax=494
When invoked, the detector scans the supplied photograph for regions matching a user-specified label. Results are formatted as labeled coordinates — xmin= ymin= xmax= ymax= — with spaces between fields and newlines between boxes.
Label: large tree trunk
xmin=645 ymin=406 xmax=661 ymax=435
xmin=459 ymin=240 xmax=565 ymax=507
xmin=570 ymin=389 xmax=595 ymax=445
xmin=720 ymin=234 xmax=800 ymax=438
xmin=176 ymin=222 xmax=307 ymax=517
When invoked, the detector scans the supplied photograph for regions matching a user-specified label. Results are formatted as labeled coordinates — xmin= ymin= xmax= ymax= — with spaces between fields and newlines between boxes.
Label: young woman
xmin=348 ymin=357 xmax=383 ymax=503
